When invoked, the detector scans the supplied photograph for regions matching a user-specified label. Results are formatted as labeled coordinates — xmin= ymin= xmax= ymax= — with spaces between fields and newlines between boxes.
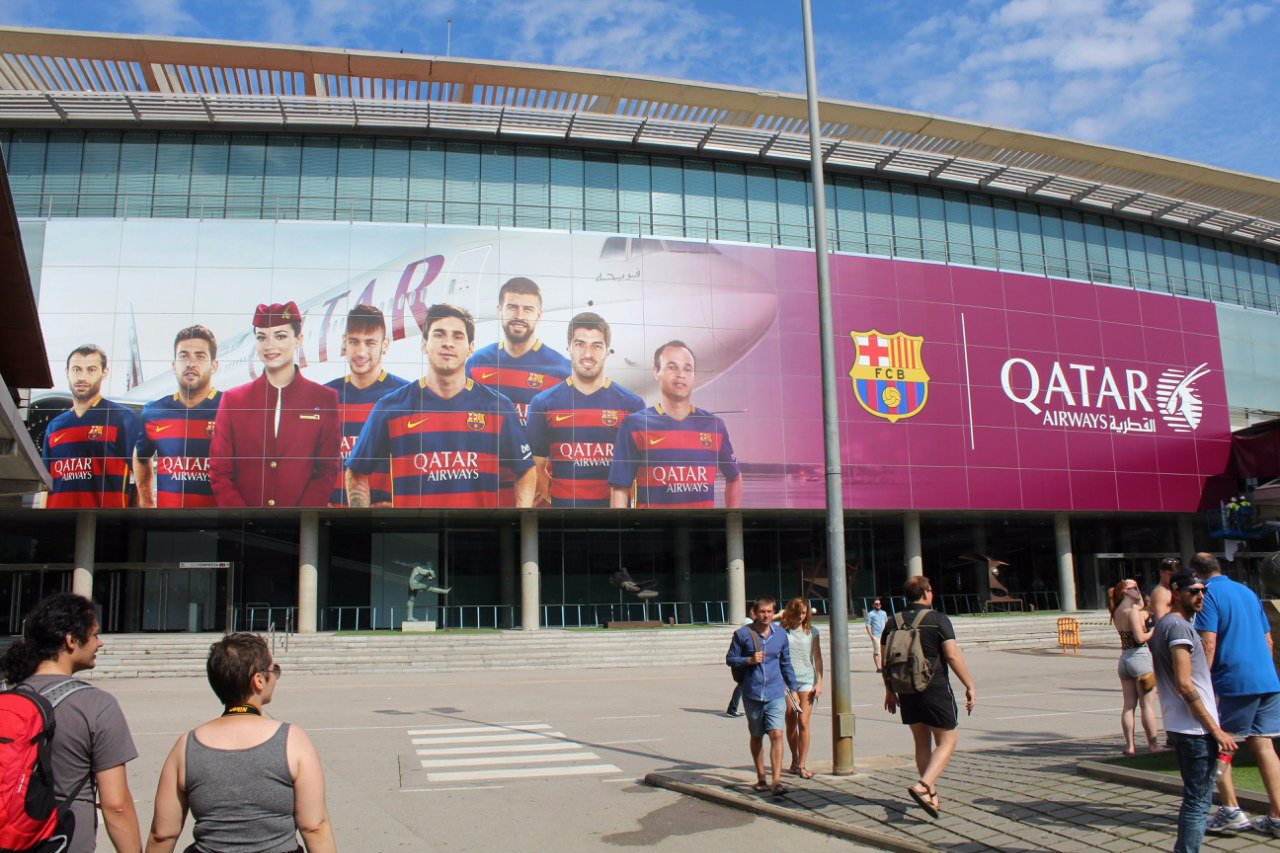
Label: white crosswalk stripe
xmin=408 ymin=721 xmax=622 ymax=783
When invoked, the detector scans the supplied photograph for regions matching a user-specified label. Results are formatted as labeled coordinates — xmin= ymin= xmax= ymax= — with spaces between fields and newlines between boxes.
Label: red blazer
xmin=209 ymin=371 xmax=341 ymax=507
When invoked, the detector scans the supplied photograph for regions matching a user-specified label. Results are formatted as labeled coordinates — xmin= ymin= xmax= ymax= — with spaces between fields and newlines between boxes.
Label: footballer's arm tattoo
xmin=345 ymin=470 xmax=371 ymax=508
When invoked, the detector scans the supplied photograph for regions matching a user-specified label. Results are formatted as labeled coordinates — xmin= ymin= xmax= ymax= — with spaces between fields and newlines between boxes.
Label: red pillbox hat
xmin=253 ymin=301 xmax=301 ymax=328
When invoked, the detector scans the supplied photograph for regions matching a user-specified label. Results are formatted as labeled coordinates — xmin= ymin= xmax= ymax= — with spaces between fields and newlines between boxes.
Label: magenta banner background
xmin=758 ymin=250 xmax=1231 ymax=512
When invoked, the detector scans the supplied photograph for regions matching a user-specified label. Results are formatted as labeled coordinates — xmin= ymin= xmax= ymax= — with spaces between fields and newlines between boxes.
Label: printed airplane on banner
xmin=848 ymin=330 xmax=929 ymax=423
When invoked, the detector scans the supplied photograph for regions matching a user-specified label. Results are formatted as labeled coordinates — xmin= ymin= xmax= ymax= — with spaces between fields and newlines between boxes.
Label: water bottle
xmin=1214 ymin=751 xmax=1232 ymax=779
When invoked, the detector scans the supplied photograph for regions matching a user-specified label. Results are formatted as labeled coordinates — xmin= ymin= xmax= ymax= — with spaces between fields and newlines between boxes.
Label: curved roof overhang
xmin=0 ymin=26 xmax=1276 ymax=250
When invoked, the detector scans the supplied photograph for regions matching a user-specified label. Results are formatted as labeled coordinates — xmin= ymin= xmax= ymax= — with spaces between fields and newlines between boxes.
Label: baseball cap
xmin=1169 ymin=571 xmax=1205 ymax=592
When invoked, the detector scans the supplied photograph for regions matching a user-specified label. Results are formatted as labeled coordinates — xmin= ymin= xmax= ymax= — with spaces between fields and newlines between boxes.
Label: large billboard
xmin=29 ymin=219 xmax=1231 ymax=512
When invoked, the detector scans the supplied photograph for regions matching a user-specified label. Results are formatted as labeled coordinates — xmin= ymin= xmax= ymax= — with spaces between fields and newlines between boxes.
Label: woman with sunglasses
xmin=1108 ymin=579 xmax=1161 ymax=755
xmin=146 ymin=633 xmax=336 ymax=853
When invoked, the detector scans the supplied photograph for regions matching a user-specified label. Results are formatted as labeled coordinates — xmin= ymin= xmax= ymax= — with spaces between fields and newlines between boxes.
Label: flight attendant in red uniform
xmin=209 ymin=301 xmax=341 ymax=507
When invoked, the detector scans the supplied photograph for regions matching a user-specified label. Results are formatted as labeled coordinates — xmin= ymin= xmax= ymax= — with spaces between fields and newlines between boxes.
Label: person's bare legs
xmin=768 ymin=728 xmax=786 ymax=788
xmin=1119 ymin=676 xmax=1139 ymax=754
xmin=793 ymin=691 xmax=816 ymax=775
xmin=749 ymin=733 xmax=766 ymax=786
xmin=1247 ymin=734 xmax=1280 ymax=818
xmin=785 ymin=698 xmax=801 ymax=772
xmin=906 ymin=723 xmax=957 ymax=811
xmin=1137 ymin=688 xmax=1160 ymax=750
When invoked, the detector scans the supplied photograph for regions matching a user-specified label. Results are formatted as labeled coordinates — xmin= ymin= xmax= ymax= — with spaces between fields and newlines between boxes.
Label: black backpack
xmin=0 ymin=679 xmax=95 ymax=853
xmin=730 ymin=628 xmax=762 ymax=683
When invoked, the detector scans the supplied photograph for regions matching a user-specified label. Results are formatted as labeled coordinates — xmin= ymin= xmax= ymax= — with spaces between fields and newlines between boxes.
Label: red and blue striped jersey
xmin=526 ymin=377 xmax=645 ymax=507
xmin=135 ymin=390 xmax=221 ymax=508
xmin=608 ymin=405 xmax=741 ymax=509
xmin=466 ymin=339 xmax=570 ymax=504
xmin=325 ymin=371 xmax=409 ymax=505
xmin=43 ymin=397 xmax=143 ymax=508
xmin=345 ymin=378 xmax=533 ymax=507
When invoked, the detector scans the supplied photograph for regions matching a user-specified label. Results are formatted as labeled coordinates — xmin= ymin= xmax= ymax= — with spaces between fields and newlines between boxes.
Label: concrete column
xmin=73 ymin=512 xmax=95 ymax=599
xmin=726 ymin=511 xmax=745 ymax=624
xmin=904 ymin=512 xmax=923 ymax=578
xmin=297 ymin=511 xmax=319 ymax=634
xmin=1055 ymin=512 xmax=1078 ymax=612
xmin=674 ymin=524 xmax=692 ymax=624
xmin=520 ymin=512 xmax=539 ymax=631
xmin=499 ymin=524 xmax=516 ymax=629
xmin=1177 ymin=514 xmax=1196 ymax=566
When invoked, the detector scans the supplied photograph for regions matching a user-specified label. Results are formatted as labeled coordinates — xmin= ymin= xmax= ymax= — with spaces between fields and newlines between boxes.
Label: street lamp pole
xmin=800 ymin=0 xmax=854 ymax=774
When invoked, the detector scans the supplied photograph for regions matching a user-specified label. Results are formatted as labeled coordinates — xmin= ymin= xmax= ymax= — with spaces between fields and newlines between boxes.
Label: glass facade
xmin=4 ymin=129 xmax=1278 ymax=312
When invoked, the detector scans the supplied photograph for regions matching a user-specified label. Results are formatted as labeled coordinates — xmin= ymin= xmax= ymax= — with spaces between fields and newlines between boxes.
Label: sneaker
xmin=1252 ymin=815 xmax=1280 ymax=838
xmin=1206 ymin=806 xmax=1250 ymax=834
xmin=725 ymin=708 xmax=743 ymax=718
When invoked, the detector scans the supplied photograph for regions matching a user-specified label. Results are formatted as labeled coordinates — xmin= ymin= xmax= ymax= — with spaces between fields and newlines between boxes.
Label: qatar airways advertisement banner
xmin=28 ymin=219 xmax=1230 ymax=512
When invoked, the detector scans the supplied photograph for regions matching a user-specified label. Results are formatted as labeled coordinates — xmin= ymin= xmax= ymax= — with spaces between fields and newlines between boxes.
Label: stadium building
xmin=0 ymin=26 xmax=1277 ymax=635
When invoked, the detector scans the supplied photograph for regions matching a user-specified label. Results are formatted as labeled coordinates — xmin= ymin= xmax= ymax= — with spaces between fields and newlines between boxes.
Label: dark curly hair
xmin=0 ymin=593 xmax=97 ymax=684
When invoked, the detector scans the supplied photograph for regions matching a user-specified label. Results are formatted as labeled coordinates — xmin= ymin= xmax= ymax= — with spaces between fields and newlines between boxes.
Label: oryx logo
xmin=1155 ymin=363 xmax=1210 ymax=433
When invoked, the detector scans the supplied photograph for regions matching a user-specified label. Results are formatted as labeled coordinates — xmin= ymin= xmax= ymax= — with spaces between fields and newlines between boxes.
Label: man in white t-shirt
xmin=1150 ymin=571 xmax=1238 ymax=853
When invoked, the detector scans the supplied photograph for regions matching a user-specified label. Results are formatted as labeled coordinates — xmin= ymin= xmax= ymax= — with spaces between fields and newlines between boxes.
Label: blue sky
xmin=3 ymin=0 xmax=1276 ymax=178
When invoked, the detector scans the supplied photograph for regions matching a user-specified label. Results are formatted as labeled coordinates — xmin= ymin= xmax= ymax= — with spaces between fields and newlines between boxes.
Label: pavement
xmin=647 ymin=736 xmax=1279 ymax=852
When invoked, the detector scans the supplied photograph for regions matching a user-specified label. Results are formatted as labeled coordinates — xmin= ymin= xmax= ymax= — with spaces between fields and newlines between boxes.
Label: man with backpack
xmin=0 ymin=593 xmax=141 ymax=853
xmin=881 ymin=576 xmax=977 ymax=819
xmin=725 ymin=596 xmax=798 ymax=796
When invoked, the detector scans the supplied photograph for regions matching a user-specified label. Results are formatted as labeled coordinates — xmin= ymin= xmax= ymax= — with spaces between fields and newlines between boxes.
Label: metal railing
xmin=14 ymin=191 xmax=1280 ymax=314
xmin=237 ymin=605 xmax=296 ymax=633
xmin=320 ymin=603 xmax=516 ymax=631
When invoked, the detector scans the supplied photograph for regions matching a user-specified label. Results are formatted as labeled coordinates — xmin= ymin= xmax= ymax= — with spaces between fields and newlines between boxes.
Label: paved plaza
xmin=87 ymin=636 xmax=1276 ymax=851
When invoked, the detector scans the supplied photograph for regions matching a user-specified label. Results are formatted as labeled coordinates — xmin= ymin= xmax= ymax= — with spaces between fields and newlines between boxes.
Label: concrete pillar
xmin=499 ymin=524 xmax=516 ymax=629
xmin=520 ymin=512 xmax=539 ymax=631
xmin=674 ymin=524 xmax=692 ymax=624
xmin=297 ymin=511 xmax=319 ymax=634
xmin=73 ymin=512 xmax=95 ymax=598
xmin=726 ymin=511 xmax=745 ymax=624
xmin=904 ymin=512 xmax=923 ymax=578
xmin=1177 ymin=514 xmax=1196 ymax=567
xmin=1055 ymin=512 xmax=1078 ymax=612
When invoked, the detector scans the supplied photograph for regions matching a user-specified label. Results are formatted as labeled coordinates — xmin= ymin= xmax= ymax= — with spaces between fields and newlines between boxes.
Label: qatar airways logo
xmin=999 ymin=358 xmax=1211 ymax=434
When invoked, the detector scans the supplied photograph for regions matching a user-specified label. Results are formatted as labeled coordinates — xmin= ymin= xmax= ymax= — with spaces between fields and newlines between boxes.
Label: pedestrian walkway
xmin=407 ymin=720 xmax=622 ymax=785
xmin=647 ymin=736 xmax=1276 ymax=852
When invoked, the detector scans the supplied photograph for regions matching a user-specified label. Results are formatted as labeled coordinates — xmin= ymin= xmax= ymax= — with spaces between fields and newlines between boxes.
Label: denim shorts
xmin=1218 ymin=691 xmax=1280 ymax=737
xmin=742 ymin=696 xmax=786 ymax=737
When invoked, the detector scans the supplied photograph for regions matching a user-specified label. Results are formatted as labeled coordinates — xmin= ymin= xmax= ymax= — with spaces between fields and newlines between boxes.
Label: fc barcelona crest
xmin=205 ymin=420 xmax=215 ymax=438
xmin=699 ymin=432 xmax=714 ymax=449
xmin=526 ymin=372 xmax=544 ymax=389
xmin=601 ymin=409 xmax=619 ymax=427
xmin=466 ymin=412 xmax=486 ymax=432
xmin=88 ymin=425 xmax=105 ymax=439
xmin=848 ymin=330 xmax=929 ymax=423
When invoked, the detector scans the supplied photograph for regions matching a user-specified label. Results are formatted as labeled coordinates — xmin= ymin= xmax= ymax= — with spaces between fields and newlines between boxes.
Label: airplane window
xmin=635 ymin=238 xmax=665 ymax=256
xmin=660 ymin=240 xmax=720 ymax=255
xmin=599 ymin=237 xmax=629 ymax=260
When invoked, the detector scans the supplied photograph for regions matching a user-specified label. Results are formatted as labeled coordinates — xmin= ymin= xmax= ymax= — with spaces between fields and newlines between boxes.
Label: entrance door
xmin=1 ymin=569 xmax=72 ymax=635
xmin=142 ymin=568 xmax=216 ymax=631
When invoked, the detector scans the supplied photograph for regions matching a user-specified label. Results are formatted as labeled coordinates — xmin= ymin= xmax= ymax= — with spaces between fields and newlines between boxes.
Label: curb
xmin=1078 ymin=760 xmax=1272 ymax=813
xmin=644 ymin=772 xmax=936 ymax=853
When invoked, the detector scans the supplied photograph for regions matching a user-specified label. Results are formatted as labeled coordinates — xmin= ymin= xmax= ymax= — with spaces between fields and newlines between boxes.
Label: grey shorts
xmin=1118 ymin=646 xmax=1153 ymax=680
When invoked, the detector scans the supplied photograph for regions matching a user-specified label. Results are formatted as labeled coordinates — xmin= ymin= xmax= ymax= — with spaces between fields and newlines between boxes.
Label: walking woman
xmin=780 ymin=597 xmax=823 ymax=779
xmin=1109 ymin=578 xmax=1160 ymax=755
xmin=146 ymin=633 xmax=336 ymax=853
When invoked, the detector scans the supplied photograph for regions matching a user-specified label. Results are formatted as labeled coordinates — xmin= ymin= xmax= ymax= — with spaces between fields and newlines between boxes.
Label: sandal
xmin=797 ymin=767 xmax=815 ymax=779
xmin=751 ymin=779 xmax=770 ymax=793
xmin=908 ymin=782 xmax=939 ymax=818
xmin=771 ymin=783 xmax=789 ymax=796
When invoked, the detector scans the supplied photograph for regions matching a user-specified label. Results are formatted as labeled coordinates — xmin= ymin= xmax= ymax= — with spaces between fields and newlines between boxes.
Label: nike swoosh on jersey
xmin=407 ymin=417 xmax=430 ymax=428
xmin=648 ymin=437 xmax=666 ymax=445
xmin=555 ymin=414 xmax=574 ymax=422
xmin=482 ymin=371 xmax=498 ymax=379
xmin=49 ymin=434 xmax=62 ymax=444
xmin=153 ymin=425 xmax=171 ymax=432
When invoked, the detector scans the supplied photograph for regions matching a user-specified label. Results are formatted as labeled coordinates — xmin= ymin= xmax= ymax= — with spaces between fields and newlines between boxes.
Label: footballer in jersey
xmin=133 ymin=325 xmax=222 ymax=508
xmin=609 ymin=340 xmax=742 ymax=509
xmin=526 ymin=312 xmax=643 ymax=507
xmin=346 ymin=303 xmax=535 ymax=508
xmin=42 ymin=344 xmax=144 ymax=509
xmin=325 ymin=305 xmax=409 ymax=506
xmin=466 ymin=276 xmax=570 ymax=505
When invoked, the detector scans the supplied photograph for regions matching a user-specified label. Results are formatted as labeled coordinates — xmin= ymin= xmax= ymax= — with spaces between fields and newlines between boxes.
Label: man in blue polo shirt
xmin=726 ymin=596 xmax=797 ymax=797
xmin=1193 ymin=552 xmax=1280 ymax=838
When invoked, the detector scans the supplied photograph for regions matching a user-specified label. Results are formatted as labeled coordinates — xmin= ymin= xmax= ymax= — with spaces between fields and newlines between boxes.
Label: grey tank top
xmin=185 ymin=722 xmax=299 ymax=853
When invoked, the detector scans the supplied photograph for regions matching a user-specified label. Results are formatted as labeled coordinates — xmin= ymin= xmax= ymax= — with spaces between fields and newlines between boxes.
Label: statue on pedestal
xmin=405 ymin=563 xmax=451 ymax=621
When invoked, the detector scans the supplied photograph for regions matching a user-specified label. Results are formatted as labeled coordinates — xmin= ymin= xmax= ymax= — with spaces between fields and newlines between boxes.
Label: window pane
xmin=480 ymin=143 xmax=515 ymax=226
xmin=264 ymin=136 xmax=302 ymax=219
xmin=190 ymin=134 xmax=229 ymax=218
xmin=336 ymin=136 xmax=374 ymax=222
xmin=890 ymin=184 xmax=922 ymax=260
xmin=444 ymin=142 xmax=480 ymax=225
xmin=372 ymin=138 xmax=409 ymax=222
xmin=942 ymin=190 xmax=972 ymax=266
xmin=582 ymin=150 xmax=618 ymax=233
xmin=408 ymin=139 xmax=445 ymax=223
xmin=1039 ymin=206 xmax=1067 ymax=278
xmin=226 ymin=134 xmax=266 ymax=219
xmin=713 ymin=161 xmax=747 ymax=242
xmin=549 ymin=148 xmax=583 ymax=231
xmin=43 ymin=132 xmax=83 ymax=216
xmin=515 ymin=146 xmax=550 ymax=229
xmin=863 ymin=179 xmax=892 ymax=256
xmin=80 ymin=132 xmax=120 ymax=217
xmin=650 ymin=156 xmax=683 ymax=237
xmin=918 ymin=187 xmax=946 ymax=262
xmin=7 ymin=131 xmax=47 ymax=216
xmin=153 ymin=132 xmax=191 ymax=218
xmin=776 ymin=168 xmax=810 ymax=248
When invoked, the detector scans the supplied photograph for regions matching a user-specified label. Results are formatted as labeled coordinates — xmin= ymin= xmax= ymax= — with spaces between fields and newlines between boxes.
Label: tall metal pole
xmin=800 ymin=0 xmax=853 ymax=774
